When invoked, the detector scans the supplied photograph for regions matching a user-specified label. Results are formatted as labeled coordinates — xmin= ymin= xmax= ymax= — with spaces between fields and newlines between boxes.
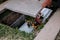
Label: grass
xmin=0 ymin=24 xmax=35 ymax=40
xmin=0 ymin=23 xmax=44 ymax=40
xmin=37 ymin=23 xmax=44 ymax=30
xmin=25 ymin=16 xmax=34 ymax=21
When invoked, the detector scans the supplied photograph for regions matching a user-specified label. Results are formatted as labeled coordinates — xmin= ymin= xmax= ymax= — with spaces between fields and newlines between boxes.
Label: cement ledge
xmin=0 ymin=1 xmax=8 ymax=13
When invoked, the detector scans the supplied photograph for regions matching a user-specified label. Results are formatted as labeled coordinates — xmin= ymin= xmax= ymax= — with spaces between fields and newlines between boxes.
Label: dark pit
xmin=0 ymin=9 xmax=25 ymax=28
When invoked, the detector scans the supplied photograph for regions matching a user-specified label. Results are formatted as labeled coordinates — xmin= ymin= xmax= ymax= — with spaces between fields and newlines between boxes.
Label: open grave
xmin=0 ymin=9 xmax=25 ymax=28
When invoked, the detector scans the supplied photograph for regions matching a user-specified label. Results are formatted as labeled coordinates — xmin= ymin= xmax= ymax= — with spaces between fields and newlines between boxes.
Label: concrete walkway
xmin=34 ymin=9 xmax=60 ymax=40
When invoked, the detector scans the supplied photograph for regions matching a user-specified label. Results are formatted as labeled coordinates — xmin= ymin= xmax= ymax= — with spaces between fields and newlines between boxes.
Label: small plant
xmin=25 ymin=16 xmax=34 ymax=21
xmin=37 ymin=23 xmax=44 ymax=30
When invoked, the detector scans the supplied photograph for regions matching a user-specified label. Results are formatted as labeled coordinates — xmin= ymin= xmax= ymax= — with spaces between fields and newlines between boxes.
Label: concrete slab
xmin=19 ymin=22 xmax=33 ymax=33
xmin=4 ymin=0 xmax=45 ymax=17
xmin=34 ymin=9 xmax=60 ymax=40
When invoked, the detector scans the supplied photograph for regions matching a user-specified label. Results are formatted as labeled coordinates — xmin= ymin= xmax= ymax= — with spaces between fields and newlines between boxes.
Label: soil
xmin=0 ymin=10 xmax=12 ymax=22
xmin=0 ymin=10 xmax=12 ymax=19
xmin=1 ymin=12 xmax=22 ymax=25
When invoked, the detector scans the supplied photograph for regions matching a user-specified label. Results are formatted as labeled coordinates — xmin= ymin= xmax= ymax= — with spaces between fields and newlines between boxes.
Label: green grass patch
xmin=0 ymin=24 xmax=35 ymax=40
xmin=37 ymin=23 xmax=44 ymax=30
xmin=25 ymin=16 xmax=34 ymax=21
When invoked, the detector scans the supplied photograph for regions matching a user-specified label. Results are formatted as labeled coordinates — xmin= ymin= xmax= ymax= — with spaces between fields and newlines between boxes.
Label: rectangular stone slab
xmin=4 ymin=0 xmax=44 ymax=18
